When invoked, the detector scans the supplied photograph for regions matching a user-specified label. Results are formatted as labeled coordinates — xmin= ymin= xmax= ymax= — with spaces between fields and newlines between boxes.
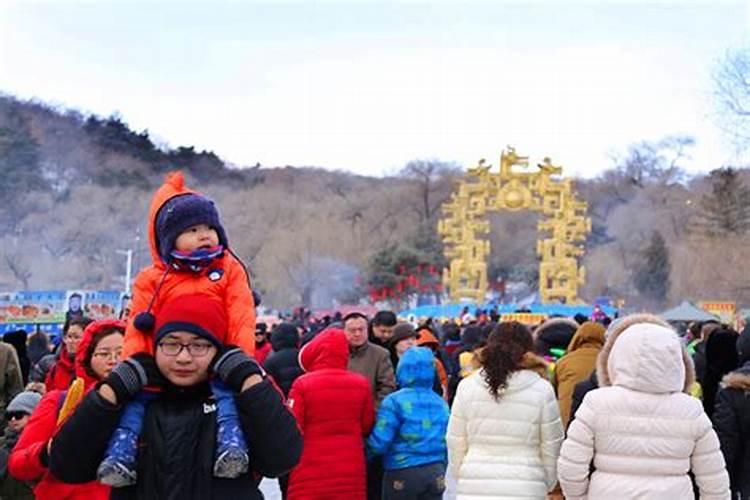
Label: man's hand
xmin=102 ymin=353 xmax=164 ymax=403
xmin=211 ymin=346 xmax=265 ymax=392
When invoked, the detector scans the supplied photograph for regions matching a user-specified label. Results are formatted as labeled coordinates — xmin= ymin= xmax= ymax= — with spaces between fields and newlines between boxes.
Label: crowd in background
xmin=0 ymin=171 xmax=745 ymax=500
xmin=0 ymin=306 xmax=747 ymax=499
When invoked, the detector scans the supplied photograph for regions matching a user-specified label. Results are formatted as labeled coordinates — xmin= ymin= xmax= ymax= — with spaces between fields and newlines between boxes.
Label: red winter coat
xmin=9 ymin=321 xmax=122 ymax=500
xmin=44 ymin=347 xmax=75 ymax=392
xmin=287 ymin=329 xmax=375 ymax=500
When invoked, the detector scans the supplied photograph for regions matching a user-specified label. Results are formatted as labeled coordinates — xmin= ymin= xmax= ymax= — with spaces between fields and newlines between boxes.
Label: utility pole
xmin=116 ymin=249 xmax=133 ymax=294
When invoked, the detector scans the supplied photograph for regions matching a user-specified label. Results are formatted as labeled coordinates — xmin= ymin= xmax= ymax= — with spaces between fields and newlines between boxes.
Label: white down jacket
xmin=447 ymin=355 xmax=563 ymax=500
xmin=558 ymin=314 xmax=730 ymax=500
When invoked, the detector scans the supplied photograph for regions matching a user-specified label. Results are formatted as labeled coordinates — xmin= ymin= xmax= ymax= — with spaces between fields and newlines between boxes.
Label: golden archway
xmin=438 ymin=147 xmax=591 ymax=304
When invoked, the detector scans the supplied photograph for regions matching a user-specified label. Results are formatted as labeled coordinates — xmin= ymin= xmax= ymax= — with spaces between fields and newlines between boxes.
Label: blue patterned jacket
xmin=367 ymin=346 xmax=450 ymax=470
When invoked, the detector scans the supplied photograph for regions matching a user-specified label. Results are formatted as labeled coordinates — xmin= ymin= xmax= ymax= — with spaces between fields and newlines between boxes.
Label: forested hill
xmin=2 ymin=93 xmax=749 ymax=310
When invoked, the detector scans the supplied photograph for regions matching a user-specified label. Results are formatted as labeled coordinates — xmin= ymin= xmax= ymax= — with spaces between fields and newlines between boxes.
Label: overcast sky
xmin=1 ymin=0 xmax=748 ymax=177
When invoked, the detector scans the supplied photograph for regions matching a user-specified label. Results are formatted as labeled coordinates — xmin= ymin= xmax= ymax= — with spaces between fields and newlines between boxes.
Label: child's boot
xmin=97 ymin=427 xmax=138 ymax=487
xmin=213 ymin=417 xmax=249 ymax=478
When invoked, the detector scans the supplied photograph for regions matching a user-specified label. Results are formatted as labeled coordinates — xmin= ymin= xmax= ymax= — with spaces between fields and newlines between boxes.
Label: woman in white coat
xmin=558 ymin=314 xmax=730 ymax=500
xmin=447 ymin=322 xmax=563 ymax=500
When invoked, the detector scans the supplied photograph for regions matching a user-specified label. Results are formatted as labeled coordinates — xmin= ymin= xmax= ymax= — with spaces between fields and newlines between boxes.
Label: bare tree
xmin=3 ymin=251 xmax=32 ymax=289
xmin=398 ymin=159 xmax=462 ymax=223
xmin=713 ymin=48 xmax=750 ymax=148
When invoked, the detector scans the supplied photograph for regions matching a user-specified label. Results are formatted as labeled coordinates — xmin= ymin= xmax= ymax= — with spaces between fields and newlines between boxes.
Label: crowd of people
xmin=0 ymin=171 xmax=745 ymax=499
xmin=0 ymin=306 xmax=748 ymax=499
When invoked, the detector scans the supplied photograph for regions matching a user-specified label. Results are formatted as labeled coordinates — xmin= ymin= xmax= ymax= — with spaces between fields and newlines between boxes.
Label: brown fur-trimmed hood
xmin=721 ymin=363 xmax=750 ymax=390
xmin=568 ymin=321 xmax=606 ymax=352
xmin=597 ymin=313 xmax=695 ymax=394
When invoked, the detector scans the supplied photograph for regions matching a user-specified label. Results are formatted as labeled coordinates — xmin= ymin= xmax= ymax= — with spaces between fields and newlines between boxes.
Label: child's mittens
xmin=211 ymin=346 xmax=265 ymax=392
xmin=104 ymin=353 xmax=164 ymax=403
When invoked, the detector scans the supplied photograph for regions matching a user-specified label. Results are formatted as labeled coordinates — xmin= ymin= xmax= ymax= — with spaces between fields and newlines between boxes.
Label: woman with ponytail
xmin=446 ymin=322 xmax=563 ymax=499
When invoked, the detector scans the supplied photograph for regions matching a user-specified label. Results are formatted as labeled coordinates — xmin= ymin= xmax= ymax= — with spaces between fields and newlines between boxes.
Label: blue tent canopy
xmin=398 ymin=302 xmax=617 ymax=320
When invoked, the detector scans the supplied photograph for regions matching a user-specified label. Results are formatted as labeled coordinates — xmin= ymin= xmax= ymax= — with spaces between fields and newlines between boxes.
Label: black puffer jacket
xmin=264 ymin=323 xmax=303 ymax=397
xmin=568 ymin=369 xmax=598 ymax=428
xmin=714 ymin=360 xmax=750 ymax=499
xmin=49 ymin=379 xmax=302 ymax=500
xmin=704 ymin=328 xmax=739 ymax=419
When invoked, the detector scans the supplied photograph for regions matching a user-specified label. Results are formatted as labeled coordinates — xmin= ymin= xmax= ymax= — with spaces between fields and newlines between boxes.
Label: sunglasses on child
xmin=6 ymin=411 xmax=29 ymax=421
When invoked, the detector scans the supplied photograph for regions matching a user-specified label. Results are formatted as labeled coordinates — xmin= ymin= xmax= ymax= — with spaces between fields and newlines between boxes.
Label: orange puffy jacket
xmin=122 ymin=172 xmax=255 ymax=358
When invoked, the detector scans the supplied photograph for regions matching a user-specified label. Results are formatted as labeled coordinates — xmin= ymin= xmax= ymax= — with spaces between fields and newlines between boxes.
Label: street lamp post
xmin=116 ymin=249 xmax=133 ymax=294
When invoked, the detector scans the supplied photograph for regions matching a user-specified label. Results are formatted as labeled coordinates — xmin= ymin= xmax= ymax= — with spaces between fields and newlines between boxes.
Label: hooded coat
xmin=557 ymin=314 xmax=730 ymax=500
xmin=553 ymin=322 xmax=605 ymax=427
xmin=533 ymin=318 xmax=579 ymax=356
xmin=263 ymin=324 xmax=303 ymax=397
xmin=122 ymin=172 xmax=255 ymax=358
xmin=44 ymin=346 xmax=75 ymax=392
xmin=9 ymin=320 xmax=122 ymax=500
xmin=287 ymin=329 xmax=375 ymax=500
xmin=713 ymin=328 xmax=750 ymax=498
xmin=367 ymin=347 xmax=450 ymax=470
xmin=447 ymin=354 xmax=563 ymax=500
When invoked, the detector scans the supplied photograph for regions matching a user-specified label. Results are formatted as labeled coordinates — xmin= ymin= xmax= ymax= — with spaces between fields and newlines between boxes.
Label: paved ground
xmin=259 ymin=478 xmax=282 ymax=499
xmin=259 ymin=470 xmax=459 ymax=499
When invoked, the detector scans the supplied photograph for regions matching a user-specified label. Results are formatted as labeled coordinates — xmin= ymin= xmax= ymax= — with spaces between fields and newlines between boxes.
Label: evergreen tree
xmin=365 ymin=241 xmax=443 ymax=304
xmin=0 ymin=106 xmax=47 ymax=230
xmin=633 ymin=231 xmax=671 ymax=305
xmin=693 ymin=167 xmax=750 ymax=237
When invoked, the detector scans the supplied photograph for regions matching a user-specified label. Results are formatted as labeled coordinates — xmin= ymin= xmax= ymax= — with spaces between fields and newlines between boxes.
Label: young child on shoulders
xmin=97 ymin=171 xmax=257 ymax=487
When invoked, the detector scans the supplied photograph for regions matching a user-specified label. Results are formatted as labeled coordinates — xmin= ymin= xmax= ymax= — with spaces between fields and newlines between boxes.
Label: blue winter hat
xmin=155 ymin=194 xmax=229 ymax=262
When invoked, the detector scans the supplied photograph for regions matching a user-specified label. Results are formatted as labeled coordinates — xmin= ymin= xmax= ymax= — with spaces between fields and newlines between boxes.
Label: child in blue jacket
xmin=367 ymin=346 xmax=450 ymax=500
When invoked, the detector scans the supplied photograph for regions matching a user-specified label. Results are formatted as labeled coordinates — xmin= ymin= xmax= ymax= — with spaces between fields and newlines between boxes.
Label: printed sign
xmin=699 ymin=301 xmax=736 ymax=324
xmin=500 ymin=312 xmax=549 ymax=325
xmin=0 ymin=290 xmax=126 ymax=325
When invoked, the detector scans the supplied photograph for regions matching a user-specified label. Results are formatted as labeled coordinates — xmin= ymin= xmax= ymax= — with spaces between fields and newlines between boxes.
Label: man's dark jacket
xmin=49 ymin=379 xmax=302 ymax=500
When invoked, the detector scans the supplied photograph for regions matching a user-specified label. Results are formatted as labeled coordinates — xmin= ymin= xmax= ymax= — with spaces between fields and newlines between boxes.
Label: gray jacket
xmin=348 ymin=341 xmax=396 ymax=409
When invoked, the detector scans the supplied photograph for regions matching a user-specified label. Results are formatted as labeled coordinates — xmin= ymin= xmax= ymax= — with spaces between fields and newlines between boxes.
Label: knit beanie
xmin=155 ymin=194 xmax=229 ymax=261
xmin=154 ymin=295 xmax=228 ymax=348
xmin=389 ymin=323 xmax=418 ymax=347
xmin=7 ymin=391 xmax=42 ymax=415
